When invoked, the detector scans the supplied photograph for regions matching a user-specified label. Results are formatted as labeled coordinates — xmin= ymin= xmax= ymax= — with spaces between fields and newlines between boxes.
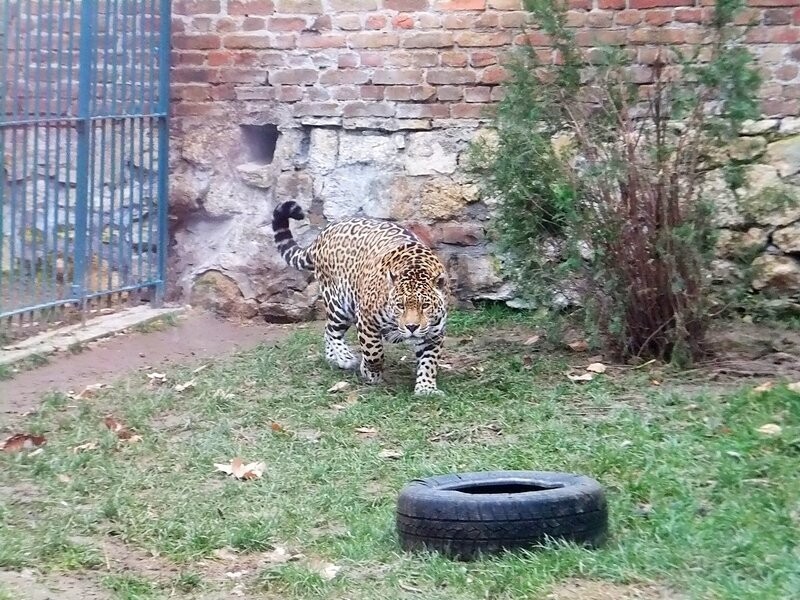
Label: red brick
xmin=566 ymin=11 xmax=587 ymax=27
xmin=396 ymin=103 xmax=450 ymax=118
xmin=173 ymin=51 xmax=206 ymax=66
xmin=250 ymin=51 xmax=285 ymax=66
xmin=384 ymin=86 xmax=413 ymax=101
xmin=764 ymin=9 xmax=792 ymax=25
xmin=630 ymin=0 xmax=690 ymax=6
xmin=454 ymin=32 xmax=512 ymax=47
xmin=268 ymin=17 xmax=307 ymax=31
xmin=436 ymin=0 xmax=485 ymax=10
xmin=338 ymin=53 xmax=360 ymax=68
xmin=342 ymin=102 xmax=396 ymax=117
xmin=568 ymin=0 xmax=590 ymax=8
xmin=334 ymin=15 xmax=363 ymax=30
xmin=228 ymin=0 xmax=274 ymax=15
xmin=437 ymin=86 xmax=464 ymax=101
xmin=359 ymin=51 xmax=385 ymax=66
xmin=418 ymin=14 xmax=441 ymax=28
xmin=769 ymin=27 xmax=800 ymax=43
xmin=645 ymin=10 xmax=673 ymax=26
xmin=216 ymin=68 xmax=267 ymax=84
xmin=224 ymin=34 xmax=274 ymax=49
xmin=320 ymin=69 xmax=371 ymax=85
xmin=373 ymin=69 xmax=424 ymax=84
xmin=235 ymin=86 xmax=277 ymax=100
xmin=588 ymin=10 xmax=614 ymax=27
xmin=297 ymin=34 xmax=347 ymax=48
xmin=294 ymin=102 xmax=342 ymax=117
xmin=470 ymin=50 xmax=498 ymax=67
xmin=442 ymin=14 xmax=475 ymax=28
xmin=474 ymin=12 xmax=499 ymax=27
xmin=172 ymin=67 xmax=216 ymax=83
xmin=576 ymin=30 xmax=626 ymax=46
xmin=276 ymin=86 xmax=305 ymax=101
xmin=615 ymin=9 xmax=643 ymax=25
xmin=393 ymin=14 xmax=416 ymax=29
xmin=210 ymin=84 xmax=236 ymax=100
xmin=173 ymin=34 xmax=221 ymax=50
xmin=309 ymin=15 xmax=332 ymax=31
xmin=499 ymin=11 xmax=528 ymax=27
xmin=488 ymin=0 xmax=521 ymax=9
xmin=514 ymin=31 xmax=552 ymax=46
xmin=206 ymin=50 xmax=233 ymax=66
xmin=450 ymin=103 xmax=493 ymax=119
xmin=173 ymin=84 xmax=212 ymax=101
xmin=349 ymin=32 xmax=400 ymax=48
xmin=597 ymin=0 xmax=624 ymax=8
xmin=674 ymin=8 xmax=703 ymax=23
xmin=334 ymin=86 xmax=360 ymax=101
xmin=360 ymin=85 xmax=385 ymax=100
xmin=329 ymin=0 xmax=378 ymax=8
xmin=426 ymin=69 xmax=477 ymax=84
xmin=402 ymin=32 xmax=454 ymax=48
xmin=411 ymin=51 xmax=439 ymax=67
xmin=384 ymin=0 xmax=429 ymax=9
xmin=268 ymin=68 xmax=318 ymax=85
xmin=215 ymin=17 xmax=238 ymax=32
xmin=464 ymin=86 xmax=491 ymax=102
xmin=490 ymin=86 xmax=505 ymax=101
xmin=274 ymin=0 xmax=322 ymax=12
xmin=480 ymin=65 xmax=507 ymax=84
xmin=173 ymin=103 xmax=226 ymax=117
xmin=173 ymin=0 xmax=221 ymax=14
xmin=750 ymin=0 xmax=799 ymax=6
xmin=366 ymin=15 xmax=387 ymax=29
xmin=242 ymin=17 xmax=267 ymax=30
xmin=442 ymin=51 xmax=469 ymax=67
xmin=776 ymin=64 xmax=800 ymax=81
xmin=190 ymin=17 xmax=214 ymax=32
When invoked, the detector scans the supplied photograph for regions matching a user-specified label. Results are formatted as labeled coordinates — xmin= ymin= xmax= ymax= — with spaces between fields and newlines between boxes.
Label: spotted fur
xmin=272 ymin=201 xmax=448 ymax=395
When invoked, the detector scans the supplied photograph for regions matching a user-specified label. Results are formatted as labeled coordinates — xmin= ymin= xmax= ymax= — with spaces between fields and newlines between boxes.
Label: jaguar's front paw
xmin=414 ymin=383 xmax=444 ymax=397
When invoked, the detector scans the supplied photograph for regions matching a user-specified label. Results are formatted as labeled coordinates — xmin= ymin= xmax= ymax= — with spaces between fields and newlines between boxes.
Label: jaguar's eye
xmin=396 ymin=302 xmax=405 ymax=310
xmin=421 ymin=302 xmax=431 ymax=310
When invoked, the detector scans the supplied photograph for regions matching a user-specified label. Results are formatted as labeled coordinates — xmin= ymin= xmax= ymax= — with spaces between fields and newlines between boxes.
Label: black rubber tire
xmin=396 ymin=471 xmax=608 ymax=560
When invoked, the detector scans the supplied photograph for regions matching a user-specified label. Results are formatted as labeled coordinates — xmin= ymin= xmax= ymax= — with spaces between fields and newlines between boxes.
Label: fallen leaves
xmin=174 ymin=379 xmax=196 ymax=393
xmin=355 ymin=426 xmax=378 ymax=439
xmin=66 ymin=383 xmax=108 ymax=400
xmin=523 ymin=335 xmax=541 ymax=346
xmin=567 ymin=372 xmax=594 ymax=382
xmin=214 ymin=457 xmax=266 ymax=480
xmin=72 ymin=441 xmax=99 ymax=453
xmin=147 ymin=372 xmax=167 ymax=386
xmin=377 ymin=448 xmax=404 ymax=460
xmin=567 ymin=340 xmax=589 ymax=352
xmin=753 ymin=381 xmax=774 ymax=394
xmin=2 ymin=433 xmax=46 ymax=453
xmin=103 ymin=415 xmax=142 ymax=443
xmin=756 ymin=423 xmax=782 ymax=436
xmin=586 ymin=362 xmax=607 ymax=374
xmin=787 ymin=382 xmax=800 ymax=394
xmin=327 ymin=381 xmax=350 ymax=393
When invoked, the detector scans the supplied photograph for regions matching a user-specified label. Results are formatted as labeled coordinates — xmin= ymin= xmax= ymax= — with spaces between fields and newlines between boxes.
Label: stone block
xmin=773 ymin=223 xmax=800 ymax=253
xmin=752 ymin=255 xmax=800 ymax=294
xmin=765 ymin=135 xmax=800 ymax=178
xmin=404 ymin=131 xmax=459 ymax=176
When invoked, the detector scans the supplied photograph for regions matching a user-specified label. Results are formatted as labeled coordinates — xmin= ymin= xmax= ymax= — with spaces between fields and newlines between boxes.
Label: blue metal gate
xmin=0 ymin=0 xmax=170 ymax=337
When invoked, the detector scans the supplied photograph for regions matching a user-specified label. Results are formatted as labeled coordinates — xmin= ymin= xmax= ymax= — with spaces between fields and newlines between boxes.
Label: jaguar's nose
xmin=406 ymin=324 xmax=419 ymax=333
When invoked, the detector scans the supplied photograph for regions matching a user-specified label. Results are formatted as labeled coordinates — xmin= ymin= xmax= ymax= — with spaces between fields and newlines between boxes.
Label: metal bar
xmin=0 ymin=0 xmax=9 ymax=308
xmin=0 ymin=113 xmax=169 ymax=128
xmin=116 ymin=1 xmax=130 ymax=299
xmin=145 ymin=0 xmax=157 ymax=284
xmin=43 ymin=0 xmax=56 ymax=307
xmin=126 ymin=5 xmax=140 ymax=296
xmin=70 ymin=0 xmax=97 ymax=303
xmin=155 ymin=0 xmax=170 ymax=305
xmin=62 ymin=0 xmax=77 ymax=305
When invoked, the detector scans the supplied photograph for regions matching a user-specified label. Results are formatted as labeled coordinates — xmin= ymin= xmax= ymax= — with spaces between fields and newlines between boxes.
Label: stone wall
xmin=169 ymin=0 xmax=800 ymax=320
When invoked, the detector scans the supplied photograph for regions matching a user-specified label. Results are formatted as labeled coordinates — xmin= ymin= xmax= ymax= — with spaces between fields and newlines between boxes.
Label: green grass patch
xmin=0 ymin=315 xmax=798 ymax=599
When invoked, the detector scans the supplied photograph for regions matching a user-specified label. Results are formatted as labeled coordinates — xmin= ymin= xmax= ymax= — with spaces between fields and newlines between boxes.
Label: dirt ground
xmin=0 ymin=310 xmax=290 ymax=421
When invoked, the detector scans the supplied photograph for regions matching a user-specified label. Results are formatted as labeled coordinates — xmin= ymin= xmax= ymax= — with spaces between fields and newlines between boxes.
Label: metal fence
xmin=0 ymin=0 xmax=170 ymax=338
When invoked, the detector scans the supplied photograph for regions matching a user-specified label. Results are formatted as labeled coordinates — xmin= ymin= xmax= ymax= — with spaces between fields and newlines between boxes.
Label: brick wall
xmin=170 ymin=0 xmax=800 ymax=123
xmin=168 ymin=1 xmax=800 ymax=319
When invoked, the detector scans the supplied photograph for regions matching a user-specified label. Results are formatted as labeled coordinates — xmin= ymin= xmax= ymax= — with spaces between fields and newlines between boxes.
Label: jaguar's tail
xmin=271 ymin=201 xmax=314 ymax=272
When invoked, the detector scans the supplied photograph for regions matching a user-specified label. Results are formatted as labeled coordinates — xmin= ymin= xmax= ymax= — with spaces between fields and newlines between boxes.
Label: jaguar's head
xmin=387 ymin=262 xmax=448 ymax=340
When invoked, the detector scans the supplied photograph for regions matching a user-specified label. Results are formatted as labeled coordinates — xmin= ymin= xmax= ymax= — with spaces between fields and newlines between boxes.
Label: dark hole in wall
xmin=240 ymin=124 xmax=279 ymax=165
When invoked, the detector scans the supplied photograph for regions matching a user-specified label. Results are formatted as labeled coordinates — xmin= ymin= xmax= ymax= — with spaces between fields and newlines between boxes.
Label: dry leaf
xmin=567 ymin=372 xmax=594 ymax=382
xmin=378 ymin=448 xmax=404 ymax=460
xmin=2 ymin=433 xmax=46 ymax=453
xmin=756 ymin=423 xmax=782 ymax=436
xmin=225 ymin=570 xmax=248 ymax=580
xmin=147 ymin=372 xmax=167 ymax=385
xmin=67 ymin=383 xmax=108 ymax=400
xmin=262 ymin=545 xmax=303 ymax=564
xmin=327 ymin=381 xmax=350 ymax=393
xmin=214 ymin=457 xmax=265 ymax=480
xmin=212 ymin=547 xmax=238 ymax=561
xmin=28 ymin=448 xmax=45 ymax=457
xmin=296 ymin=429 xmax=322 ymax=443
xmin=72 ymin=441 xmax=98 ymax=453
xmin=567 ymin=340 xmax=589 ymax=352
xmin=174 ymin=379 xmax=196 ymax=393
xmin=523 ymin=335 xmax=541 ymax=346
xmin=308 ymin=559 xmax=341 ymax=581
xmin=57 ymin=474 xmax=72 ymax=484
xmin=103 ymin=415 xmax=139 ymax=441
xmin=651 ymin=379 xmax=662 ymax=386
xmin=786 ymin=382 xmax=800 ymax=394
xmin=355 ymin=426 xmax=378 ymax=438
xmin=192 ymin=364 xmax=209 ymax=374
xmin=753 ymin=381 xmax=774 ymax=393
xmin=586 ymin=362 xmax=607 ymax=374
xmin=270 ymin=422 xmax=286 ymax=433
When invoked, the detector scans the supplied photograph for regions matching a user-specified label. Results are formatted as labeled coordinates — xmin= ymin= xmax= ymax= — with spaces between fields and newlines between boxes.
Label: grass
xmin=0 ymin=313 xmax=798 ymax=599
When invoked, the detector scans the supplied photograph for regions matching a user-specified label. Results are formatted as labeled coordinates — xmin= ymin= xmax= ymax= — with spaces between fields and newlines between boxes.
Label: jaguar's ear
xmin=387 ymin=271 xmax=396 ymax=288
xmin=435 ymin=273 xmax=447 ymax=291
